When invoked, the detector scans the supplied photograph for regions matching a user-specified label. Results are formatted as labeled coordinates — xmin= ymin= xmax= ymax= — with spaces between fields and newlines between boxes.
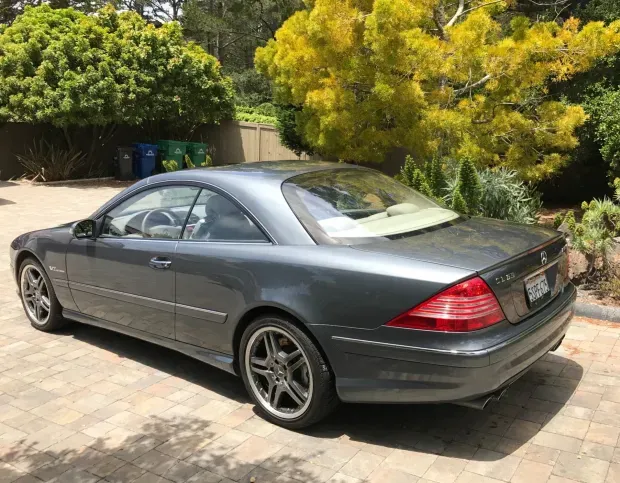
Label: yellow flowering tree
xmin=256 ymin=0 xmax=620 ymax=180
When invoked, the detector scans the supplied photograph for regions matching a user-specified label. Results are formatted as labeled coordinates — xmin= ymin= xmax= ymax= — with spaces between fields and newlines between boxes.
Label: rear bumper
xmin=315 ymin=283 xmax=576 ymax=404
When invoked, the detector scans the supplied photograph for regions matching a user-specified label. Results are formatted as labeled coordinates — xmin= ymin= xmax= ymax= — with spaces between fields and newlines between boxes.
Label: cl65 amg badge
xmin=496 ymin=272 xmax=516 ymax=285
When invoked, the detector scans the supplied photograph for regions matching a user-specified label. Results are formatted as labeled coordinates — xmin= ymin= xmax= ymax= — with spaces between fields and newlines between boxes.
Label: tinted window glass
xmin=101 ymin=186 xmax=199 ymax=239
xmin=283 ymin=169 xmax=460 ymax=244
xmin=182 ymin=189 xmax=268 ymax=243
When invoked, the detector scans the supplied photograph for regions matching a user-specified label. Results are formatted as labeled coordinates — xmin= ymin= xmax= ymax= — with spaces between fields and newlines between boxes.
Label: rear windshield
xmin=282 ymin=168 xmax=461 ymax=244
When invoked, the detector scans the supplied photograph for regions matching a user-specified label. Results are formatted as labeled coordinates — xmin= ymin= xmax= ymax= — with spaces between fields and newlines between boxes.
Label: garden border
xmin=31 ymin=176 xmax=115 ymax=185
xmin=575 ymin=302 xmax=620 ymax=323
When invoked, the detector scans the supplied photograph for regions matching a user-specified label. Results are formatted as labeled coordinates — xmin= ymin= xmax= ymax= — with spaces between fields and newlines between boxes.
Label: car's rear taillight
xmin=385 ymin=277 xmax=505 ymax=332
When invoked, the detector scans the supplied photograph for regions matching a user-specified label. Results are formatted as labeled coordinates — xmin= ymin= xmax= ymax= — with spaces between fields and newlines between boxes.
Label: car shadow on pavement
xmin=59 ymin=322 xmax=584 ymax=468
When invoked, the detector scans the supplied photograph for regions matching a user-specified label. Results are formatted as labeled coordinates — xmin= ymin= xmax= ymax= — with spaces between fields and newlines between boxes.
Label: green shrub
xmin=162 ymin=160 xmax=180 ymax=172
xmin=430 ymin=156 xmax=447 ymax=197
xmin=554 ymin=213 xmax=564 ymax=229
xmin=564 ymin=210 xmax=577 ymax=231
xmin=476 ymin=168 xmax=542 ymax=224
xmin=455 ymin=158 xmax=482 ymax=216
xmin=234 ymin=105 xmax=277 ymax=124
xmin=399 ymin=155 xmax=417 ymax=187
xmin=184 ymin=154 xmax=211 ymax=169
xmin=274 ymin=104 xmax=315 ymax=156
xmin=402 ymin=157 xmax=541 ymax=223
xmin=452 ymin=189 xmax=468 ymax=213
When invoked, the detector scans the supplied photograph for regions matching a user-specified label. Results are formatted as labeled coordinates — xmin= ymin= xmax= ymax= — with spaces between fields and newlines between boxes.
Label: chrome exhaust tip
xmin=452 ymin=387 xmax=508 ymax=410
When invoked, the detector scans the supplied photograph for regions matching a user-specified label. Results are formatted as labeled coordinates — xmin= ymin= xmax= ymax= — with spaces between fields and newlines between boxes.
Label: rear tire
xmin=18 ymin=257 xmax=65 ymax=332
xmin=239 ymin=315 xmax=339 ymax=429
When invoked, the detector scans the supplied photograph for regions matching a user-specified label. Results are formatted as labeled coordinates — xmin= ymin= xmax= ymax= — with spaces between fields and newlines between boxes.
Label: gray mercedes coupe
xmin=10 ymin=161 xmax=576 ymax=428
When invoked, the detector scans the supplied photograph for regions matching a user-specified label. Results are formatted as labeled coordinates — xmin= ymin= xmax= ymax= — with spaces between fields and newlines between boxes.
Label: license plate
xmin=525 ymin=272 xmax=550 ymax=304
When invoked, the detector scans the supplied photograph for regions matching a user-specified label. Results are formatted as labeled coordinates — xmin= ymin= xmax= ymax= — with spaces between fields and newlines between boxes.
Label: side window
xmin=182 ymin=189 xmax=268 ymax=243
xmin=101 ymin=186 xmax=200 ymax=239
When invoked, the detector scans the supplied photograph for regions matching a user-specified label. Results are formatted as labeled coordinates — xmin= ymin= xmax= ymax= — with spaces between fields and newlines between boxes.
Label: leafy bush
xmin=275 ymin=104 xmax=314 ymax=156
xmin=0 ymin=6 xmax=234 ymax=129
xmin=162 ymin=160 xmax=180 ymax=172
xmin=234 ymin=105 xmax=278 ymax=124
xmin=184 ymin=154 xmax=212 ymax=168
xmin=554 ymin=213 xmax=564 ymax=229
xmin=16 ymin=139 xmax=87 ymax=182
xmin=399 ymin=155 xmax=443 ymax=200
xmin=398 ymin=156 xmax=541 ymax=223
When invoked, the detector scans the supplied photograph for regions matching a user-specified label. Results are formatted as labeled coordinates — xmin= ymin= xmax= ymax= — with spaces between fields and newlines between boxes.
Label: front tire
xmin=239 ymin=315 xmax=339 ymax=429
xmin=19 ymin=257 xmax=65 ymax=332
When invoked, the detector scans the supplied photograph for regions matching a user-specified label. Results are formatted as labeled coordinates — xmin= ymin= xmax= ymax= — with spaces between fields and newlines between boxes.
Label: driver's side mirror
xmin=72 ymin=219 xmax=96 ymax=239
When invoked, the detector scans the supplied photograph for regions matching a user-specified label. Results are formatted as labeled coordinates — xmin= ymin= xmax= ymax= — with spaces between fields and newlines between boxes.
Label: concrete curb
xmin=575 ymin=302 xmax=620 ymax=323
xmin=31 ymin=176 xmax=115 ymax=185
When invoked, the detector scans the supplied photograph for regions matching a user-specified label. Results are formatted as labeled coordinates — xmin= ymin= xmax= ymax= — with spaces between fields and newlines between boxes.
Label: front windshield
xmin=282 ymin=168 xmax=461 ymax=244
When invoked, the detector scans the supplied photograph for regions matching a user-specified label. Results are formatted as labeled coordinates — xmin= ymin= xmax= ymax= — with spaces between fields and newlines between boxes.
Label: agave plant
xmin=476 ymin=168 xmax=542 ymax=224
xmin=16 ymin=139 xmax=87 ymax=182
xmin=443 ymin=166 xmax=541 ymax=224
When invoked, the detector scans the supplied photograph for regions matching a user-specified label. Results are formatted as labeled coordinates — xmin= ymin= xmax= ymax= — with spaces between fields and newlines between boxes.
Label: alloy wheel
xmin=245 ymin=326 xmax=313 ymax=420
xmin=21 ymin=265 xmax=51 ymax=326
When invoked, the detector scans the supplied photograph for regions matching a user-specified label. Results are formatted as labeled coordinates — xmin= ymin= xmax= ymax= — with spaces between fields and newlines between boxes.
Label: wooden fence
xmin=0 ymin=120 xmax=324 ymax=180
xmin=199 ymin=120 xmax=321 ymax=164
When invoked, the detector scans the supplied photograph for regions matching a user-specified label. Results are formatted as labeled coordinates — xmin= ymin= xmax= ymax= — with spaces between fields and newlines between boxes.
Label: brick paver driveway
xmin=1 ymin=180 xmax=620 ymax=483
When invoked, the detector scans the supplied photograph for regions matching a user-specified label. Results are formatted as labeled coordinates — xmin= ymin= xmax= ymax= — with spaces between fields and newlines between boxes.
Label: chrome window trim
xmin=95 ymin=179 xmax=277 ymax=244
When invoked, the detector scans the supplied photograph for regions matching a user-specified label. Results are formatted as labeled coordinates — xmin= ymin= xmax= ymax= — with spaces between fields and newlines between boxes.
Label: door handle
xmin=149 ymin=256 xmax=172 ymax=270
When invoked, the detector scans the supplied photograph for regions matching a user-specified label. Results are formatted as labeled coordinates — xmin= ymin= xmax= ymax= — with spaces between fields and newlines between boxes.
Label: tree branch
xmin=433 ymin=2 xmax=447 ymax=40
xmin=453 ymin=74 xmax=493 ymax=95
xmin=445 ymin=0 xmax=465 ymax=28
xmin=459 ymin=0 xmax=505 ymax=17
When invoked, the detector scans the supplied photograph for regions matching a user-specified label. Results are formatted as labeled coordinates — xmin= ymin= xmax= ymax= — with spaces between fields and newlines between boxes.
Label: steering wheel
xmin=141 ymin=209 xmax=182 ymax=237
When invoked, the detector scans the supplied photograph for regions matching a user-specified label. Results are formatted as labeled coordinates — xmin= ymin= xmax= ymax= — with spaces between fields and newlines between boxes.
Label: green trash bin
xmin=157 ymin=140 xmax=187 ymax=169
xmin=186 ymin=142 xmax=208 ymax=168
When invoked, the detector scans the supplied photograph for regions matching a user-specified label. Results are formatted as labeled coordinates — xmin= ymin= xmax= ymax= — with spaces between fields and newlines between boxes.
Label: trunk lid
xmin=351 ymin=217 xmax=569 ymax=323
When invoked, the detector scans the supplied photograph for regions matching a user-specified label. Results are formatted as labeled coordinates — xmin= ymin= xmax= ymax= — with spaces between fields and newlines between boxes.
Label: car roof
xmin=93 ymin=161 xmax=367 ymax=245
xmin=154 ymin=160 xmax=355 ymax=182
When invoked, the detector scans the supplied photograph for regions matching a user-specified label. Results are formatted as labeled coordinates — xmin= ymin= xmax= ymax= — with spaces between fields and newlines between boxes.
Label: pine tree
xmin=452 ymin=189 xmax=468 ymax=213
xmin=456 ymin=158 xmax=482 ymax=215
xmin=430 ymin=156 xmax=447 ymax=197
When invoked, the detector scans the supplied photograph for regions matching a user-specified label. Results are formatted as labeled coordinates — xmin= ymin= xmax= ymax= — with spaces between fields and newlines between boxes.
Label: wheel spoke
xmin=266 ymin=378 xmax=276 ymax=405
xmin=40 ymin=296 xmax=50 ymax=311
xmin=264 ymin=332 xmax=279 ymax=359
xmin=34 ymin=301 xmax=41 ymax=320
xmin=281 ymin=349 xmax=301 ymax=365
xmin=250 ymin=357 xmax=272 ymax=378
xmin=270 ymin=384 xmax=284 ymax=409
xmin=285 ymin=380 xmax=307 ymax=407
xmin=287 ymin=355 xmax=306 ymax=373
xmin=36 ymin=276 xmax=45 ymax=291
xmin=26 ymin=270 xmax=37 ymax=287
xmin=251 ymin=356 xmax=268 ymax=367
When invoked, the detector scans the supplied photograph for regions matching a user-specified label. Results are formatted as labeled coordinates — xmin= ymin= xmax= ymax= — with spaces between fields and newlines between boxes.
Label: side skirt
xmin=62 ymin=309 xmax=237 ymax=375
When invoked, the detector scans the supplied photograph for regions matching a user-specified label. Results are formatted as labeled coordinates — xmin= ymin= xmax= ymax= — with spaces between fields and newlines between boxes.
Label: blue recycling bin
xmin=132 ymin=143 xmax=158 ymax=179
